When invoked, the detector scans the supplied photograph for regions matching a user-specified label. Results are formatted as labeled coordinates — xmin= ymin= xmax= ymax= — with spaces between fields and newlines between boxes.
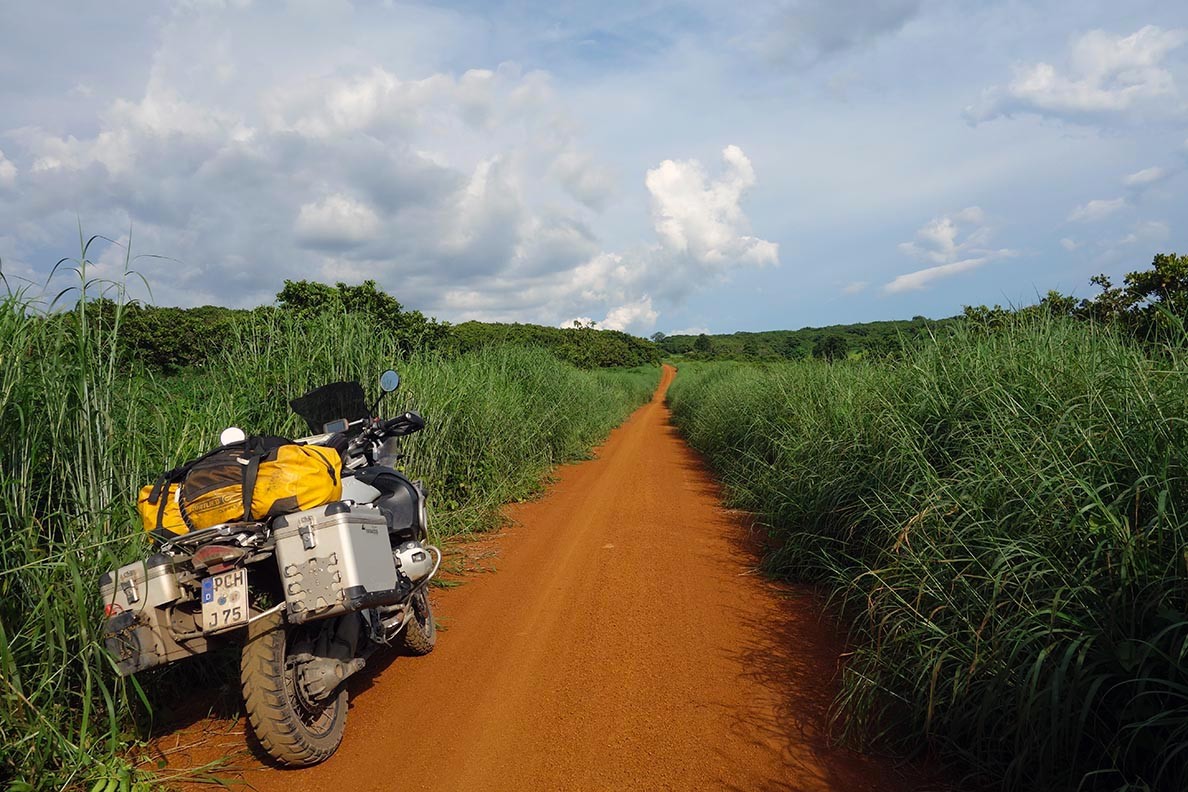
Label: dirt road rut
xmin=221 ymin=365 xmax=930 ymax=791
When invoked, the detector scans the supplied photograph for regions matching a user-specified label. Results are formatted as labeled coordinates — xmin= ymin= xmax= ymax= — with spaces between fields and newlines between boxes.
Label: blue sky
xmin=0 ymin=1 xmax=1185 ymax=334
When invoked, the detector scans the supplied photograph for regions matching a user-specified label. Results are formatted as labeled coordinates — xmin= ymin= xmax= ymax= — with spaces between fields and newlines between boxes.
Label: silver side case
xmin=273 ymin=502 xmax=404 ymax=624
xmin=98 ymin=555 xmax=208 ymax=675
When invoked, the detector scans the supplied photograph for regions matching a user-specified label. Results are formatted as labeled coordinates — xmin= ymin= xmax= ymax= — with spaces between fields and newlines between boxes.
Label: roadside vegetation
xmin=667 ymin=254 xmax=1188 ymax=791
xmin=656 ymin=315 xmax=957 ymax=362
xmin=0 ymin=245 xmax=659 ymax=789
xmin=83 ymin=278 xmax=660 ymax=374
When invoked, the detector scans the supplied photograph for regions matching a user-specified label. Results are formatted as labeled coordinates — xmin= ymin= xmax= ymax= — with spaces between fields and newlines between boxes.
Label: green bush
xmin=451 ymin=320 xmax=660 ymax=368
xmin=668 ymin=317 xmax=1188 ymax=791
xmin=0 ymin=263 xmax=658 ymax=789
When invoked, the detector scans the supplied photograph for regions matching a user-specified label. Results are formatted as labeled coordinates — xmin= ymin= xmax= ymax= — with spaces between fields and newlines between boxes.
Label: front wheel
xmin=240 ymin=612 xmax=348 ymax=766
xmin=401 ymin=587 xmax=437 ymax=656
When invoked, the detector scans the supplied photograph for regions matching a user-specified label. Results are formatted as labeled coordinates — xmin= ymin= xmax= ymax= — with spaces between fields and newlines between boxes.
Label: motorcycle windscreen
xmin=290 ymin=381 xmax=369 ymax=433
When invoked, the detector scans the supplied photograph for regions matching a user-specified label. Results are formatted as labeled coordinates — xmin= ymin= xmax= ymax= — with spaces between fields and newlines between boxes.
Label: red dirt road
xmin=197 ymin=365 xmax=932 ymax=791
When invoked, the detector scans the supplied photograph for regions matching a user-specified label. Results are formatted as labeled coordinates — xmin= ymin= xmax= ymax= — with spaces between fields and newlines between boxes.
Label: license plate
xmin=201 ymin=569 xmax=249 ymax=632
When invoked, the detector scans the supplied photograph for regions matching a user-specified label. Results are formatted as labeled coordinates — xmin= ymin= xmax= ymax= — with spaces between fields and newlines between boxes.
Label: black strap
xmin=241 ymin=452 xmax=262 ymax=520
xmin=155 ymin=483 xmax=170 ymax=531
xmin=305 ymin=446 xmax=339 ymax=482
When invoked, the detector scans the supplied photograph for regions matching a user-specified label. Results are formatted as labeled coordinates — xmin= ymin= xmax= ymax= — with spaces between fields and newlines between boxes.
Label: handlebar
xmin=380 ymin=412 xmax=425 ymax=437
xmin=298 ymin=412 xmax=422 ymax=448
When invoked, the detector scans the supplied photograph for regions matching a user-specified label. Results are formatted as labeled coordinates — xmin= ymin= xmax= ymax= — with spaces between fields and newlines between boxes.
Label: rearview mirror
xmin=380 ymin=370 xmax=401 ymax=392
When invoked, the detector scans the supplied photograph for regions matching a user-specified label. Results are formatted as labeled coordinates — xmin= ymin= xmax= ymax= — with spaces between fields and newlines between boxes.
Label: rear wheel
xmin=240 ymin=613 xmax=348 ymax=766
xmin=401 ymin=588 xmax=437 ymax=656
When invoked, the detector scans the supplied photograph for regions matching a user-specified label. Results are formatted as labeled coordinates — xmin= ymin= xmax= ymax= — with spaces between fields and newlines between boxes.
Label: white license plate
xmin=201 ymin=568 xmax=249 ymax=631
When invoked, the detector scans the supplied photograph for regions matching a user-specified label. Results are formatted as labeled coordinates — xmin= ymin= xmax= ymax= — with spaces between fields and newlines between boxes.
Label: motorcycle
xmin=99 ymin=370 xmax=439 ymax=765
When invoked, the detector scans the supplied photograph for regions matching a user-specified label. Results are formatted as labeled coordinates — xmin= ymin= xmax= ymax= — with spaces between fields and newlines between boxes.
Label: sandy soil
xmin=162 ymin=364 xmax=938 ymax=791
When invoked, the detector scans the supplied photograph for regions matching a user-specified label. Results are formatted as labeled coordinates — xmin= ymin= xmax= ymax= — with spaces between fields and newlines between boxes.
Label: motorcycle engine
xmin=394 ymin=541 xmax=434 ymax=584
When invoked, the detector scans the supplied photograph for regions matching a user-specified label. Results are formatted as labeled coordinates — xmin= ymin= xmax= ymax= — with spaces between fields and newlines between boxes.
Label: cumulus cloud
xmin=0 ymin=59 xmax=621 ymax=316
xmin=0 ymin=3 xmax=788 ymax=335
xmin=295 ymin=194 xmax=381 ymax=248
xmin=1067 ymin=197 xmax=1127 ymax=222
xmin=886 ymin=207 xmax=1016 ymax=293
xmin=0 ymin=150 xmax=15 ymax=188
xmin=966 ymin=26 xmax=1188 ymax=124
xmin=601 ymin=296 xmax=658 ymax=332
xmin=1060 ymin=237 xmax=1082 ymax=251
xmin=646 ymin=145 xmax=779 ymax=269
xmin=842 ymin=280 xmax=868 ymax=295
xmin=556 ymin=297 xmax=657 ymax=334
xmin=432 ymin=145 xmax=777 ymax=331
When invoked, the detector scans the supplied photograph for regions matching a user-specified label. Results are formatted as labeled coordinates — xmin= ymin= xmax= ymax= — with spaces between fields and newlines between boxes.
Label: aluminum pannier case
xmin=273 ymin=502 xmax=406 ymax=624
xmin=99 ymin=553 xmax=208 ymax=675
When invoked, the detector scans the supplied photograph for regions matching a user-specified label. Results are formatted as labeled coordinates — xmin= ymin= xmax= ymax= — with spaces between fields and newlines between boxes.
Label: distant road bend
xmin=191 ymin=364 xmax=934 ymax=791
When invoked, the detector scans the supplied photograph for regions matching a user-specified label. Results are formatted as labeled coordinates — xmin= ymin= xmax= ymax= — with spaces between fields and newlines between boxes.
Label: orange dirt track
xmin=184 ymin=365 xmax=937 ymax=791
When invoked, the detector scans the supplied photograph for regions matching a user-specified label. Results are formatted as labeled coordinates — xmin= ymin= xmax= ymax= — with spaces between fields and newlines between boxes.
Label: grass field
xmin=0 ymin=274 xmax=659 ymax=789
xmin=667 ymin=318 xmax=1188 ymax=792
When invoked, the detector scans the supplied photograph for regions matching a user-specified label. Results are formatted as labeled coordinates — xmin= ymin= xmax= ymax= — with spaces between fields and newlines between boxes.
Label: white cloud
xmin=842 ymin=280 xmax=868 ymax=294
xmin=0 ymin=150 xmax=15 ymax=188
xmin=885 ymin=258 xmax=994 ymax=293
xmin=1116 ymin=220 xmax=1169 ymax=246
xmin=29 ymin=89 xmax=252 ymax=176
xmin=557 ymin=296 xmax=658 ymax=334
xmin=295 ymin=194 xmax=382 ymax=248
xmin=668 ymin=326 xmax=711 ymax=337
xmin=1067 ymin=197 xmax=1127 ymax=222
xmin=886 ymin=207 xmax=1016 ymax=293
xmin=601 ymin=295 xmax=658 ymax=332
xmin=646 ymin=145 xmax=779 ymax=268
xmin=966 ymin=26 xmax=1188 ymax=124
xmin=1123 ymin=166 xmax=1167 ymax=187
xmin=442 ymin=144 xmax=780 ymax=328
xmin=1060 ymin=237 xmax=1081 ymax=251
xmin=0 ymin=52 xmax=624 ymax=313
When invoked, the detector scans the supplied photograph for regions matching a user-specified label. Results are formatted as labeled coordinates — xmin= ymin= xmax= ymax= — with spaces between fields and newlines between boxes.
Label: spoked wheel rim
xmin=282 ymin=632 xmax=342 ymax=738
xmin=410 ymin=588 xmax=432 ymax=629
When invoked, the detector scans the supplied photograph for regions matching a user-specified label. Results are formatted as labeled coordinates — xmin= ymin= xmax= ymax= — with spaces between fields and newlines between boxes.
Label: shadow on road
xmin=661 ymin=417 xmax=949 ymax=792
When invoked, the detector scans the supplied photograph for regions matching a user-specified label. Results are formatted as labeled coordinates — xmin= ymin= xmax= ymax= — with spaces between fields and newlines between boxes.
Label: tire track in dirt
xmin=180 ymin=364 xmax=937 ymax=791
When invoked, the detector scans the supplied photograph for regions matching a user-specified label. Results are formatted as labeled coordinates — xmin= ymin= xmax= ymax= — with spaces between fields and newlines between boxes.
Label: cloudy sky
xmin=1 ymin=1 xmax=1185 ymax=334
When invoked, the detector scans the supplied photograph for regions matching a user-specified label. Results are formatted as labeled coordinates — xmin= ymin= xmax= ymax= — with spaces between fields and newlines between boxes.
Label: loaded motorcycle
xmin=99 ymin=370 xmax=439 ymax=765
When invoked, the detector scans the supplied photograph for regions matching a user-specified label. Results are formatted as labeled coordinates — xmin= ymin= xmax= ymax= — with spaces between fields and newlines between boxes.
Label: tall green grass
xmin=667 ymin=318 xmax=1188 ymax=791
xmin=0 ymin=258 xmax=658 ymax=789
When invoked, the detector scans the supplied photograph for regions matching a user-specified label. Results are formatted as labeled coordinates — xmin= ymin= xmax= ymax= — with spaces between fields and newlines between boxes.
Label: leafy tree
xmin=812 ymin=334 xmax=848 ymax=362
xmin=650 ymin=331 xmax=666 ymax=343
xmin=658 ymin=317 xmax=957 ymax=362
xmin=81 ymin=299 xmax=248 ymax=373
xmin=963 ymin=253 xmax=1188 ymax=344
xmin=780 ymin=336 xmax=807 ymax=360
xmin=693 ymin=333 xmax=713 ymax=356
xmin=451 ymin=321 xmax=660 ymax=368
xmin=275 ymin=280 xmax=343 ymax=316
xmin=277 ymin=279 xmax=450 ymax=354
xmin=1078 ymin=253 xmax=1188 ymax=339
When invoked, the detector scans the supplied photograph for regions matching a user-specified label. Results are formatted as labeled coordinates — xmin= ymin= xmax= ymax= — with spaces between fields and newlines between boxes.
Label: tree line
xmin=964 ymin=252 xmax=1188 ymax=343
xmin=74 ymin=279 xmax=660 ymax=372
xmin=656 ymin=316 xmax=958 ymax=362
xmin=660 ymin=252 xmax=1188 ymax=363
xmin=49 ymin=251 xmax=1187 ymax=374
